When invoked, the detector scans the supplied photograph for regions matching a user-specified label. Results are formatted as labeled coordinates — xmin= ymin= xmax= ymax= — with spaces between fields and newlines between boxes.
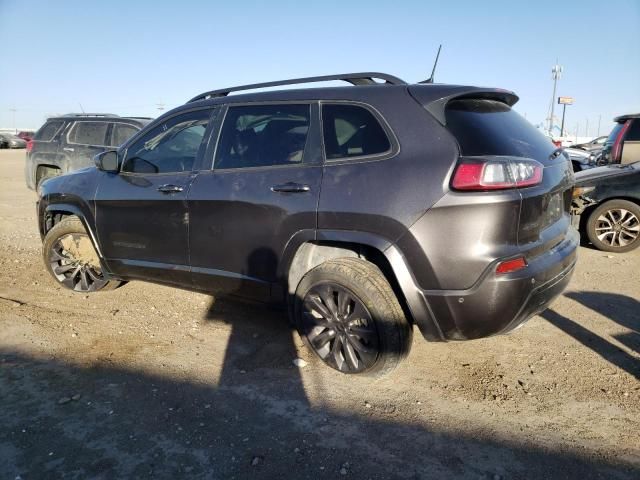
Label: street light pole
xmin=549 ymin=61 xmax=562 ymax=136
xmin=9 ymin=107 xmax=17 ymax=134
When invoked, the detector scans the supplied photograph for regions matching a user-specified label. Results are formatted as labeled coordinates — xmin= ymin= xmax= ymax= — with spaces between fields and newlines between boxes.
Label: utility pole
xmin=585 ymin=118 xmax=589 ymax=139
xmin=549 ymin=61 xmax=562 ymax=136
xmin=9 ymin=107 xmax=17 ymax=134
xmin=597 ymin=115 xmax=601 ymax=136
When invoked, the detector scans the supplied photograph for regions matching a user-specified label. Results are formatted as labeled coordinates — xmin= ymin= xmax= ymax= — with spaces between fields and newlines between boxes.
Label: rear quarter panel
xmin=318 ymin=89 xmax=459 ymax=244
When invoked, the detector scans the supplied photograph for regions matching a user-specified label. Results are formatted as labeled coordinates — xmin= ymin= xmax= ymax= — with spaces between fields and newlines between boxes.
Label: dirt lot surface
xmin=0 ymin=149 xmax=638 ymax=479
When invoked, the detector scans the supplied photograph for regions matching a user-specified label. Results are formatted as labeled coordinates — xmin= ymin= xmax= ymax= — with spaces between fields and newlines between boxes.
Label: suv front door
xmin=95 ymin=108 xmax=214 ymax=284
xmin=188 ymin=103 xmax=322 ymax=300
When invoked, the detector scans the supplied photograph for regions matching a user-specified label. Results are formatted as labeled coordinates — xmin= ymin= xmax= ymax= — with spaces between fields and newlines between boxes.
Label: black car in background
xmin=37 ymin=72 xmax=578 ymax=376
xmin=573 ymin=162 xmax=640 ymax=252
xmin=25 ymin=113 xmax=152 ymax=191
xmin=599 ymin=113 xmax=640 ymax=166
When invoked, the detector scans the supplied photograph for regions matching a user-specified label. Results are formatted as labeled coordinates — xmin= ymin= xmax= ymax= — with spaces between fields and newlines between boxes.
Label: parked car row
xmin=0 ymin=132 xmax=27 ymax=149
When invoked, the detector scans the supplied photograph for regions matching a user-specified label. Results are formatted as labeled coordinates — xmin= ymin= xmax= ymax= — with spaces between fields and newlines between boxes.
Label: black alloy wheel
xmin=301 ymin=283 xmax=380 ymax=373
xmin=49 ymin=233 xmax=109 ymax=292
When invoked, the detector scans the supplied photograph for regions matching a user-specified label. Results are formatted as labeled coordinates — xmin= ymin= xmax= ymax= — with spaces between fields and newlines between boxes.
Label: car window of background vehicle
xmin=111 ymin=124 xmax=138 ymax=147
xmin=67 ymin=122 xmax=109 ymax=146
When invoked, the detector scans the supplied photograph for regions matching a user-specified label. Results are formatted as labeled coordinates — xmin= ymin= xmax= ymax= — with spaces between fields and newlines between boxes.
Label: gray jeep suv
xmin=37 ymin=73 xmax=578 ymax=376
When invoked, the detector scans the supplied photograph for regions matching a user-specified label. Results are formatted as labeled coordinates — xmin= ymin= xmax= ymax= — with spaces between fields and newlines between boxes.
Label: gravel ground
xmin=0 ymin=149 xmax=638 ymax=479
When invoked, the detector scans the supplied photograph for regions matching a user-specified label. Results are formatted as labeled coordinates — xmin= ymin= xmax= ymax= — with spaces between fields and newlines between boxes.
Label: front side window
xmin=215 ymin=104 xmax=310 ymax=169
xmin=123 ymin=110 xmax=211 ymax=174
xmin=68 ymin=122 xmax=109 ymax=146
xmin=322 ymin=104 xmax=391 ymax=160
xmin=34 ymin=120 xmax=64 ymax=141
xmin=110 ymin=123 xmax=139 ymax=147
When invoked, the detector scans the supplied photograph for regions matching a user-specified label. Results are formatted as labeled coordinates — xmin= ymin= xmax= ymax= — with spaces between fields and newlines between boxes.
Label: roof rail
xmin=188 ymin=72 xmax=407 ymax=103
xmin=61 ymin=113 xmax=120 ymax=117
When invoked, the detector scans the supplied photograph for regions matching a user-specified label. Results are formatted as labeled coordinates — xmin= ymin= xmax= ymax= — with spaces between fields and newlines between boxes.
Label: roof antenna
xmin=78 ymin=103 xmax=85 ymax=114
xmin=421 ymin=44 xmax=442 ymax=84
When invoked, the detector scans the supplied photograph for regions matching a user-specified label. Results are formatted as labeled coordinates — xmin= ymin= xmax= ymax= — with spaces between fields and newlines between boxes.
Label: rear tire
xmin=586 ymin=199 xmax=640 ymax=253
xmin=294 ymin=257 xmax=412 ymax=377
xmin=43 ymin=217 xmax=121 ymax=292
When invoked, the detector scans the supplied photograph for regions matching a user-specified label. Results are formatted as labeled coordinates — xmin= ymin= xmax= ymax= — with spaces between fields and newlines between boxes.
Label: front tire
xmin=42 ymin=217 xmax=121 ymax=292
xmin=294 ymin=257 xmax=412 ymax=377
xmin=586 ymin=199 xmax=640 ymax=253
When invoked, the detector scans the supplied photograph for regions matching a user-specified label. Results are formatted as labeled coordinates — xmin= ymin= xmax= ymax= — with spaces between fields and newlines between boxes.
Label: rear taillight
xmin=26 ymin=140 xmax=33 ymax=153
xmin=611 ymin=120 xmax=630 ymax=163
xmin=496 ymin=256 xmax=527 ymax=274
xmin=451 ymin=158 xmax=543 ymax=191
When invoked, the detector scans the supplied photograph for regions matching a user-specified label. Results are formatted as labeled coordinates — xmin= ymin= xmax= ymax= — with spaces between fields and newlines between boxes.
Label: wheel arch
xmin=43 ymin=203 xmax=104 ymax=259
xmin=283 ymin=230 xmax=445 ymax=341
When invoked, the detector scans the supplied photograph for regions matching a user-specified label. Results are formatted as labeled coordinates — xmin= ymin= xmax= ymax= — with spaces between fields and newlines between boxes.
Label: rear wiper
xmin=549 ymin=148 xmax=565 ymax=160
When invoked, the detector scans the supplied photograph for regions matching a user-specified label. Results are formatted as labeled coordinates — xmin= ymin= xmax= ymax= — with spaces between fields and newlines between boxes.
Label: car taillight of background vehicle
xmin=611 ymin=120 xmax=631 ymax=163
xmin=26 ymin=140 xmax=33 ymax=153
xmin=451 ymin=157 xmax=543 ymax=191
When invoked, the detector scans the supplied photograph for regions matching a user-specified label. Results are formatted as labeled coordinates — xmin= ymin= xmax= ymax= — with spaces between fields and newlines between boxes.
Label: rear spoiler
xmin=408 ymin=85 xmax=519 ymax=125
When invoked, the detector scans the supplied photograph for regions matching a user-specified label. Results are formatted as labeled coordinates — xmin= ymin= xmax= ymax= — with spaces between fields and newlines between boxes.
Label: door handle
xmin=270 ymin=182 xmax=310 ymax=193
xmin=63 ymin=147 xmax=74 ymax=152
xmin=157 ymin=184 xmax=184 ymax=193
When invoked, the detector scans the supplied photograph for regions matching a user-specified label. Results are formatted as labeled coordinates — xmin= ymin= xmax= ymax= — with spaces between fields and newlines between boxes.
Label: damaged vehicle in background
xmin=36 ymin=72 xmax=578 ymax=376
xmin=565 ymin=146 xmax=598 ymax=172
xmin=572 ymin=161 xmax=640 ymax=253
xmin=599 ymin=113 xmax=640 ymax=166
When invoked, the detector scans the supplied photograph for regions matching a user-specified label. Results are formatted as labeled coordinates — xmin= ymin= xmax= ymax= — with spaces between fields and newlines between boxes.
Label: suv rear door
xmin=187 ymin=102 xmax=322 ymax=300
xmin=95 ymin=108 xmax=214 ymax=285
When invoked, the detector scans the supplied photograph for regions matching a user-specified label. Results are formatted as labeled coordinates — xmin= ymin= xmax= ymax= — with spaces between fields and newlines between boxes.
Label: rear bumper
xmin=411 ymin=227 xmax=579 ymax=341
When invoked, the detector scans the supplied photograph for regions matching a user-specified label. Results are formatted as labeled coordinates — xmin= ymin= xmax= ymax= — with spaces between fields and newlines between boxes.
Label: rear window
xmin=445 ymin=99 xmax=555 ymax=160
xmin=34 ymin=120 xmax=64 ymax=141
xmin=68 ymin=122 xmax=109 ymax=145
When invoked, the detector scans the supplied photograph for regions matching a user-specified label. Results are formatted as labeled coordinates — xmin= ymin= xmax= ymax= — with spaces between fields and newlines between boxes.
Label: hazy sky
xmin=1 ymin=0 xmax=639 ymax=137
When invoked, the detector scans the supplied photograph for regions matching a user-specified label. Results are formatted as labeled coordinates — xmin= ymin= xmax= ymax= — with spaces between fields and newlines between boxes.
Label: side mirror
xmin=95 ymin=150 xmax=120 ymax=173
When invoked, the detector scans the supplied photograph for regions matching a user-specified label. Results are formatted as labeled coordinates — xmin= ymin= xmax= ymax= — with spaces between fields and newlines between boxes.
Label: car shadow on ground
xmin=541 ymin=291 xmax=639 ymax=379
xmin=3 ymin=293 xmax=637 ymax=478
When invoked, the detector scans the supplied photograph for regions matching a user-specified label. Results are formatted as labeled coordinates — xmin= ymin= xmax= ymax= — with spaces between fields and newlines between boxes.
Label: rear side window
xmin=445 ymin=99 xmax=555 ymax=159
xmin=68 ymin=122 xmax=109 ymax=145
xmin=34 ymin=120 xmax=64 ymax=141
xmin=215 ymin=104 xmax=310 ymax=169
xmin=322 ymin=104 xmax=391 ymax=160
xmin=111 ymin=124 xmax=139 ymax=146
